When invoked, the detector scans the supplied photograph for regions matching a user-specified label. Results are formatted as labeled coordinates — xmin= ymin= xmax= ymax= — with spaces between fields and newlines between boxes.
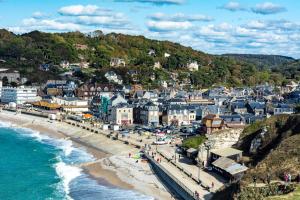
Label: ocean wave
xmin=55 ymin=161 xmax=82 ymax=200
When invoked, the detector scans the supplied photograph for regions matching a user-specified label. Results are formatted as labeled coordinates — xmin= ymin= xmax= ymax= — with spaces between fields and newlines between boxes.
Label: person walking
xmin=211 ymin=182 xmax=214 ymax=191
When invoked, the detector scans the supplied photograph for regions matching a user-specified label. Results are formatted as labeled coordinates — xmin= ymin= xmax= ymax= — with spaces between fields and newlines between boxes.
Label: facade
xmin=110 ymin=58 xmax=126 ymax=67
xmin=202 ymin=114 xmax=225 ymax=134
xmin=52 ymin=97 xmax=89 ymax=113
xmin=162 ymin=105 xmax=196 ymax=126
xmin=139 ymin=102 xmax=159 ymax=126
xmin=0 ymin=69 xmax=20 ymax=83
xmin=273 ymin=104 xmax=294 ymax=115
xmin=1 ymin=86 xmax=39 ymax=104
xmin=109 ymin=104 xmax=133 ymax=125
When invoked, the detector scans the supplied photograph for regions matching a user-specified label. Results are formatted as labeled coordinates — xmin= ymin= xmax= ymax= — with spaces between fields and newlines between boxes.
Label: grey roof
xmin=210 ymin=147 xmax=242 ymax=157
xmin=212 ymin=157 xmax=248 ymax=175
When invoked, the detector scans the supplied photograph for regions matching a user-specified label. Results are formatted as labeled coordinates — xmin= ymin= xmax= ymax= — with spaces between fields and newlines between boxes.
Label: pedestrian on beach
xmin=211 ymin=182 xmax=214 ymax=190
xmin=129 ymin=153 xmax=131 ymax=158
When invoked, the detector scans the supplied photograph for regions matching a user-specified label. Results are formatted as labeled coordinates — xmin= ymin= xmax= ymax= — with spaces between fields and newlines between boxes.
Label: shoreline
xmin=0 ymin=110 xmax=172 ymax=200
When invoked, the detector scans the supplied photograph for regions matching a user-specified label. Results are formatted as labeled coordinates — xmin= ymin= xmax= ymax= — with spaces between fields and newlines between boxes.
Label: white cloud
xmin=22 ymin=18 xmax=81 ymax=31
xmin=114 ymin=0 xmax=185 ymax=5
xmin=147 ymin=20 xmax=192 ymax=31
xmin=150 ymin=12 xmax=213 ymax=22
xmin=220 ymin=2 xmax=246 ymax=12
xmin=251 ymin=2 xmax=286 ymax=15
xmin=59 ymin=5 xmax=110 ymax=16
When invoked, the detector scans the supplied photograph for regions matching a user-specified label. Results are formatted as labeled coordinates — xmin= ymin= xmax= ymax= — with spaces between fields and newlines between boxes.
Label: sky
xmin=0 ymin=0 xmax=300 ymax=58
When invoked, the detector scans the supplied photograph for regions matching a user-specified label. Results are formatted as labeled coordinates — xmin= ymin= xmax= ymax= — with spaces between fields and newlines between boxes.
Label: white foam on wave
xmin=55 ymin=161 xmax=83 ymax=200
xmin=0 ymin=121 xmax=94 ymax=199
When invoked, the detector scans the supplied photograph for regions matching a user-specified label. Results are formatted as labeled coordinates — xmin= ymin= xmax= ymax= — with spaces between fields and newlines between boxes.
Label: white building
xmin=52 ymin=97 xmax=89 ymax=113
xmin=187 ymin=61 xmax=199 ymax=71
xmin=1 ymin=86 xmax=39 ymax=104
xmin=109 ymin=104 xmax=133 ymax=126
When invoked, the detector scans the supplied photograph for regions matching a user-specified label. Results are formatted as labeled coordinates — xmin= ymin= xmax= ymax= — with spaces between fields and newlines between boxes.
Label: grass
xmin=265 ymin=185 xmax=300 ymax=200
xmin=182 ymin=135 xmax=206 ymax=149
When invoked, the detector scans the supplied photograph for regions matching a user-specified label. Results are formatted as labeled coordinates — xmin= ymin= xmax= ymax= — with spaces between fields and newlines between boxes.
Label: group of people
xmin=284 ymin=172 xmax=292 ymax=183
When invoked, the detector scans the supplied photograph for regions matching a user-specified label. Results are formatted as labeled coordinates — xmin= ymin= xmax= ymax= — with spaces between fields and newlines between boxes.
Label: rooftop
xmin=210 ymin=147 xmax=242 ymax=157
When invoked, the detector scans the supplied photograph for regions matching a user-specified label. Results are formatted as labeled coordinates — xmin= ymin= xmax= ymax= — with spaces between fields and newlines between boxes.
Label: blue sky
xmin=1 ymin=0 xmax=300 ymax=58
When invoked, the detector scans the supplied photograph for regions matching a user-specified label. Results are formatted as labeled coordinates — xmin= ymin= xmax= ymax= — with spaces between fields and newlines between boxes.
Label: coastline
xmin=0 ymin=110 xmax=172 ymax=200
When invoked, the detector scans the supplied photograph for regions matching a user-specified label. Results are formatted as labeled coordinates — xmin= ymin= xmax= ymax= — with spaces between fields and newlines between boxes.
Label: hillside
xmin=223 ymin=54 xmax=296 ymax=69
xmin=0 ymin=29 xmax=293 ymax=87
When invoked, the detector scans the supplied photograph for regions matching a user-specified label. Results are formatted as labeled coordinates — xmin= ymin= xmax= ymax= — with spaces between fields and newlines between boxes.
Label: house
xmin=196 ymin=105 xmax=219 ymax=120
xmin=110 ymin=58 xmax=126 ymax=67
xmin=109 ymin=103 xmax=133 ymax=126
xmin=162 ymin=105 xmax=196 ymax=126
xmin=202 ymin=114 xmax=225 ymax=134
xmin=211 ymin=157 xmax=248 ymax=181
xmin=148 ymin=49 xmax=156 ymax=56
xmin=110 ymin=94 xmax=127 ymax=107
xmin=273 ymin=103 xmax=294 ymax=115
xmin=153 ymin=62 xmax=161 ymax=69
xmin=142 ymin=91 xmax=158 ymax=102
xmin=246 ymin=102 xmax=265 ymax=116
xmin=220 ymin=114 xmax=245 ymax=128
xmin=187 ymin=61 xmax=199 ymax=71
xmin=164 ymin=53 xmax=171 ymax=58
xmin=60 ymin=61 xmax=70 ymax=69
xmin=0 ymin=68 xmax=20 ymax=83
xmin=1 ymin=86 xmax=39 ymax=104
xmin=230 ymin=101 xmax=248 ymax=114
xmin=136 ymin=101 xmax=159 ymax=126
xmin=105 ymin=71 xmax=123 ymax=85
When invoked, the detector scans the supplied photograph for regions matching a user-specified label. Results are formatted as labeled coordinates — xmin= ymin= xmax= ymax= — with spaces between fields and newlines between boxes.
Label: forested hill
xmin=223 ymin=54 xmax=296 ymax=69
xmin=0 ymin=29 xmax=296 ymax=87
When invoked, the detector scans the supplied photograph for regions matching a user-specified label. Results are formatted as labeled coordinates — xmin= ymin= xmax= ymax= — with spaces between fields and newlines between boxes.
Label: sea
xmin=0 ymin=121 xmax=153 ymax=200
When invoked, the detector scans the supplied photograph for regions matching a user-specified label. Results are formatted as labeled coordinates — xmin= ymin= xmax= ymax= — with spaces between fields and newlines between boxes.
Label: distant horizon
xmin=0 ymin=0 xmax=299 ymax=58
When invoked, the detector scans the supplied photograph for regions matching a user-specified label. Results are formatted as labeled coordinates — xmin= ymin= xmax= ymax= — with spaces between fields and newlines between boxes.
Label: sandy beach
xmin=0 ymin=110 xmax=172 ymax=200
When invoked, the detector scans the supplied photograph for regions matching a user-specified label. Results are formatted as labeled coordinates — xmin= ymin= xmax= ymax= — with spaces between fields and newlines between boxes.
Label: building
xmin=1 ymin=86 xmax=39 ymax=104
xmin=0 ymin=68 xmax=20 ymax=83
xmin=187 ymin=61 xmax=199 ymax=71
xmin=105 ymin=71 xmax=123 ymax=85
xmin=110 ymin=58 xmax=126 ymax=67
xmin=52 ymin=97 xmax=89 ymax=113
xmin=273 ymin=103 xmax=294 ymax=115
xmin=210 ymin=147 xmax=243 ymax=162
xmin=109 ymin=103 xmax=133 ymax=126
xmin=202 ymin=114 xmax=225 ymax=134
xmin=211 ymin=157 xmax=248 ymax=181
xmin=162 ymin=105 xmax=196 ymax=126
xmin=138 ymin=102 xmax=159 ymax=126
